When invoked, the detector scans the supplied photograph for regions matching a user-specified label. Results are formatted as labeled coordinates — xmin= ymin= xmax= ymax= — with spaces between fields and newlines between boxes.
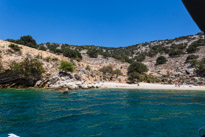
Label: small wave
xmin=8 ymin=133 xmax=20 ymax=137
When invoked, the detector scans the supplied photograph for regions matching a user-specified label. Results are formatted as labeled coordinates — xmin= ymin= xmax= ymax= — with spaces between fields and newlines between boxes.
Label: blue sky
xmin=0 ymin=0 xmax=200 ymax=47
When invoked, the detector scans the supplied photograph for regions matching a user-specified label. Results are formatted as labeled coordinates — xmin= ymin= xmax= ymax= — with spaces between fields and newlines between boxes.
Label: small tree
xmin=87 ymin=49 xmax=98 ymax=58
xmin=99 ymin=66 xmax=113 ymax=74
xmin=17 ymin=35 xmax=37 ymax=48
xmin=156 ymin=56 xmax=167 ymax=65
xmin=128 ymin=72 xmax=142 ymax=83
xmin=10 ymin=58 xmax=45 ymax=79
xmin=128 ymin=62 xmax=148 ymax=74
xmin=128 ymin=62 xmax=148 ymax=83
xmin=63 ymin=48 xmax=82 ymax=60
xmin=59 ymin=61 xmax=75 ymax=72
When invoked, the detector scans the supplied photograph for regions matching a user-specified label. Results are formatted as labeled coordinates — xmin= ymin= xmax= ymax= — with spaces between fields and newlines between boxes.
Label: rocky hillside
xmin=3 ymin=32 xmax=205 ymax=86
xmin=0 ymin=40 xmax=128 ymax=89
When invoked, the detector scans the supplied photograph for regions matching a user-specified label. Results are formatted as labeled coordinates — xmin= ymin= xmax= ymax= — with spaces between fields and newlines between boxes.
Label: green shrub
xmin=147 ymin=50 xmax=158 ymax=57
xmin=99 ymin=66 xmax=113 ymax=74
xmin=169 ymin=49 xmax=184 ymax=57
xmin=59 ymin=61 xmax=75 ymax=72
xmin=128 ymin=62 xmax=148 ymax=74
xmin=170 ymin=43 xmax=187 ymax=50
xmin=191 ymin=39 xmax=204 ymax=47
xmin=54 ymin=49 xmax=63 ymax=54
xmin=128 ymin=62 xmax=148 ymax=83
xmin=0 ymin=62 xmax=3 ymax=72
xmin=7 ymin=35 xmax=37 ymax=48
xmin=143 ymin=75 xmax=160 ymax=83
xmin=195 ymin=58 xmax=205 ymax=77
xmin=39 ymin=45 xmax=47 ymax=51
xmin=18 ymin=35 xmax=37 ymax=48
xmin=8 ymin=44 xmax=22 ymax=52
xmin=102 ymin=52 xmax=110 ymax=58
xmin=10 ymin=58 xmax=45 ymax=78
xmin=135 ymin=54 xmax=146 ymax=62
xmin=45 ymin=56 xmax=51 ymax=62
xmin=113 ymin=69 xmax=122 ymax=76
xmin=75 ymin=57 xmax=81 ymax=62
xmin=86 ymin=65 xmax=91 ymax=71
xmin=52 ymin=57 xmax=59 ymax=62
xmin=186 ymin=45 xmax=199 ymax=53
xmin=87 ymin=49 xmax=98 ymax=58
xmin=63 ymin=48 xmax=82 ymax=60
xmin=186 ymin=55 xmax=199 ymax=62
xmin=190 ymin=60 xmax=198 ymax=67
xmin=47 ymin=43 xmax=58 ymax=53
xmin=128 ymin=72 xmax=142 ymax=83
xmin=156 ymin=56 xmax=167 ymax=65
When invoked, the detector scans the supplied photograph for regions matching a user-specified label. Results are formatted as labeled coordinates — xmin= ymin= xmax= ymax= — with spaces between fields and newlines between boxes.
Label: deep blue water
xmin=1 ymin=89 xmax=205 ymax=137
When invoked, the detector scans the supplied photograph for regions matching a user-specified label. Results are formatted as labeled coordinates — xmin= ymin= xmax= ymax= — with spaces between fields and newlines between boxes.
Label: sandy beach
xmin=100 ymin=82 xmax=205 ymax=91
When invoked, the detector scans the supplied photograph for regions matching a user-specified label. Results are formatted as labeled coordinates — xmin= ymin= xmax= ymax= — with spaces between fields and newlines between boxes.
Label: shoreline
xmin=99 ymin=82 xmax=205 ymax=91
xmin=1 ymin=82 xmax=205 ymax=92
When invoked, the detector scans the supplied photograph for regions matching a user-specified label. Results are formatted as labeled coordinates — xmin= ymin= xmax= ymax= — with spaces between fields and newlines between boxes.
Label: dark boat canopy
xmin=182 ymin=0 xmax=205 ymax=32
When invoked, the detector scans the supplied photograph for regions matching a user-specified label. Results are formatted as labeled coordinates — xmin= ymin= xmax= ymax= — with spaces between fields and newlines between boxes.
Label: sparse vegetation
xmin=59 ymin=61 xmax=75 ymax=72
xmin=99 ymin=66 xmax=122 ymax=77
xmin=186 ymin=39 xmax=204 ymax=54
xmin=169 ymin=49 xmax=184 ymax=57
xmin=186 ymin=45 xmax=199 ymax=53
xmin=186 ymin=55 xmax=199 ymax=63
xmin=45 ymin=56 xmax=51 ymax=62
xmin=87 ymin=49 xmax=98 ymax=58
xmin=135 ymin=54 xmax=146 ymax=62
xmin=156 ymin=56 xmax=167 ymax=65
xmin=195 ymin=58 xmax=205 ymax=77
xmin=86 ymin=65 xmax=91 ymax=71
xmin=2 ymin=33 xmax=205 ymax=86
xmin=0 ymin=62 xmax=3 ymax=72
xmin=10 ymin=58 xmax=45 ymax=78
xmin=113 ymin=69 xmax=123 ymax=76
xmin=7 ymin=35 xmax=37 ymax=48
xmin=8 ymin=44 xmax=22 ymax=52
xmin=128 ymin=72 xmax=142 ymax=83
xmin=63 ymin=48 xmax=82 ymax=61
xmin=39 ymin=45 xmax=47 ymax=51
xmin=99 ymin=66 xmax=113 ymax=74
xmin=51 ymin=57 xmax=59 ymax=62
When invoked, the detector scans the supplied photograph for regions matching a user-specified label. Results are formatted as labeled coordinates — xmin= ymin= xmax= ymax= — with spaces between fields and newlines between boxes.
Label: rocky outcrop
xmin=0 ymin=70 xmax=41 ymax=88
xmin=35 ymin=71 xmax=101 ymax=91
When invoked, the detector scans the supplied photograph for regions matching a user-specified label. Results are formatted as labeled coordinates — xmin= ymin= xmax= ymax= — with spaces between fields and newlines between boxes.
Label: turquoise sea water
xmin=1 ymin=89 xmax=205 ymax=137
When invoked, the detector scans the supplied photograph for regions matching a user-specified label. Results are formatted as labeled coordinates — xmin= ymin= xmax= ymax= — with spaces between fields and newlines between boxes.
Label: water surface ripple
xmin=0 ymin=89 xmax=205 ymax=137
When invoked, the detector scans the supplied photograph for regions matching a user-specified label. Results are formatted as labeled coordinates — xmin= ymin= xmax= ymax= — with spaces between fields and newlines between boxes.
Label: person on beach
xmin=178 ymin=82 xmax=181 ymax=87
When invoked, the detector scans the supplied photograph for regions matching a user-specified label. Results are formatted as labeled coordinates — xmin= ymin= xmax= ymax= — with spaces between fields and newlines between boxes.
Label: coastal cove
xmin=1 ymin=1 xmax=205 ymax=137
xmin=1 ymin=88 xmax=205 ymax=137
